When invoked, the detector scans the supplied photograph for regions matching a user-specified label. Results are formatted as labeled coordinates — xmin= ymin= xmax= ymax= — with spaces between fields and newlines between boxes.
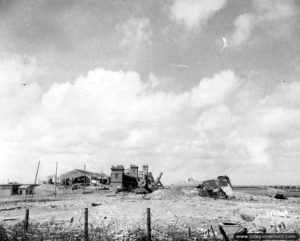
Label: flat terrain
xmin=0 ymin=185 xmax=300 ymax=240
xmin=233 ymin=186 xmax=300 ymax=197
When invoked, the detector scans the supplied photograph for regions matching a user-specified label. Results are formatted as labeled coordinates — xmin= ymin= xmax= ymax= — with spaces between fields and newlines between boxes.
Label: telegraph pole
xmin=32 ymin=160 xmax=40 ymax=197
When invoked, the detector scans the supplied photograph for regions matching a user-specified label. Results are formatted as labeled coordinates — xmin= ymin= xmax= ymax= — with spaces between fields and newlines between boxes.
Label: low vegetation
xmin=0 ymin=222 xmax=223 ymax=241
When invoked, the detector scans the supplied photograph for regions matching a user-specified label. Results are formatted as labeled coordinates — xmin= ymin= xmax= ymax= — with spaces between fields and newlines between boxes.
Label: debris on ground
xmin=267 ymin=187 xmax=287 ymax=199
xmin=91 ymin=203 xmax=101 ymax=207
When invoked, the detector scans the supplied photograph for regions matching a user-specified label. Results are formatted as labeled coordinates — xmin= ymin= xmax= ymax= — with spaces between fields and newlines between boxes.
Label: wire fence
xmin=0 ymin=207 xmax=226 ymax=241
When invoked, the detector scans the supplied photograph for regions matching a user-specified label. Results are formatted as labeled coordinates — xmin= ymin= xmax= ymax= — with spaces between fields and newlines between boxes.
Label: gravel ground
xmin=0 ymin=185 xmax=299 ymax=239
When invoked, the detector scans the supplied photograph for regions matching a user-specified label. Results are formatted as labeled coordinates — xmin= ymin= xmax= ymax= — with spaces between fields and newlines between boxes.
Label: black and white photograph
xmin=0 ymin=0 xmax=300 ymax=240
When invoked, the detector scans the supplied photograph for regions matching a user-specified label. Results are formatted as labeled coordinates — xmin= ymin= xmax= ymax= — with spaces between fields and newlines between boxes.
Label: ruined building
xmin=111 ymin=164 xmax=149 ymax=189
xmin=110 ymin=164 xmax=163 ymax=193
xmin=60 ymin=169 xmax=110 ymax=186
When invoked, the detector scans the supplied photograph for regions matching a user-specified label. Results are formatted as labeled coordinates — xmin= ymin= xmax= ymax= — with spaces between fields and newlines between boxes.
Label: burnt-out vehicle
xmin=197 ymin=175 xmax=234 ymax=199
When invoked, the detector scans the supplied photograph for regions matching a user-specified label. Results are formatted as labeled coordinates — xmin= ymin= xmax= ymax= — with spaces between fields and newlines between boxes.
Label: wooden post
xmin=84 ymin=208 xmax=89 ymax=241
xmin=147 ymin=208 xmax=151 ymax=241
xmin=218 ymin=225 xmax=230 ymax=241
xmin=210 ymin=225 xmax=217 ymax=241
xmin=24 ymin=209 xmax=29 ymax=232
xmin=54 ymin=161 xmax=58 ymax=198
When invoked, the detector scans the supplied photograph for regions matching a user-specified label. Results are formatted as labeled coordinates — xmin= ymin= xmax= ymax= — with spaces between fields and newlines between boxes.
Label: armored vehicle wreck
xmin=197 ymin=175 xmax=234 ymax=199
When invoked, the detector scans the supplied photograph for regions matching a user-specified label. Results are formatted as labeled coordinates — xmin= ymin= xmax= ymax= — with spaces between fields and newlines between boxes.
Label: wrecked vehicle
xmin=135 ymin=172 xmax=164 ymax=194
xmin=197 ymin=175 xmax=234 ymax=199
xmin=266 ymin=187 xmax=287 ymax=199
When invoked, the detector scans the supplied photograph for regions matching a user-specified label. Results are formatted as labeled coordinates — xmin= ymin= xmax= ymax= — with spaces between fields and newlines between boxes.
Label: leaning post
xmin=219 ymin=225 xmax=230 ymax=241
xmin=210 ymin=225 xmax=217 ymax=241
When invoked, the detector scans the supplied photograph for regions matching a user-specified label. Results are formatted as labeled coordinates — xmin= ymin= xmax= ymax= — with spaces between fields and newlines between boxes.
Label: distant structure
xmin=0 ymin=184 xmax=20 ymax=196
xmin=110 ymin=164 xmax=151 ymax=189
xmin=18 ymin=185 xmax=35 ymax=195
xmin=110 ymin=164 xmax=163 ymax=193
xmin=110 ymin=165 xmax=140 ymax=189
xmin=0 ymin=184 xmax=38 ymax=196
xmin=60 ymin=169 xmax=110 ymax=186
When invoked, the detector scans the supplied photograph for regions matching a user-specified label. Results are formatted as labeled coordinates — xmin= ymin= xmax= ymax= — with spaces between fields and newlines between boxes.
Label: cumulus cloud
xmin=260 ymin=107 xmax=300 ymax=135
xmin=230 ymin=0 xmax=297 ymax=46
xmin=196 ymin=105 xmax=236 ymax=131
xmin=1 ymin=55 xmax=300 ymax=185
xmin=169 ymin=0 xmax=228 ymax=31
xmin=191 ymin=70 xmax=239 ymax=107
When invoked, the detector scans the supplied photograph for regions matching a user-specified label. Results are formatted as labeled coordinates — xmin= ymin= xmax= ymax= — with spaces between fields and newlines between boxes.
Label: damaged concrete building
xmin=60 ymin=169 xmax=110 ymax=186
xmin=110 ymin=164 xmax=163 ymax=192
xmin=110 ymin=165 xmax=147 ymax=189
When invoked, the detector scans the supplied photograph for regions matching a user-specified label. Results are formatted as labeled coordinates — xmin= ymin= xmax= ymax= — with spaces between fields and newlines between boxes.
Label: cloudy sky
xmin=0 ymin=0 xmax=300 ymax=185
